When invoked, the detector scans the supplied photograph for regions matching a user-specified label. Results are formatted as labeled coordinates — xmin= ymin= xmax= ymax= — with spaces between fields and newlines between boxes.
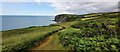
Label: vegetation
xmin=58 ymin=12 xmax=120 ymax=52
xmin=54 ymin=14 xmax=84 ymax=23
xmin=2 ymin=11 xmax=120 ymax=52
xmin=2 ymin=26 xmax=63 ymax=52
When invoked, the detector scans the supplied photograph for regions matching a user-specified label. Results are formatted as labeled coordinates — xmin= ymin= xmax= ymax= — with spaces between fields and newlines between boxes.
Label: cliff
xmin=54 ymin=12 xmax=119 ymax=23
xmin=54 ymin=14 xmax=84 ymax=23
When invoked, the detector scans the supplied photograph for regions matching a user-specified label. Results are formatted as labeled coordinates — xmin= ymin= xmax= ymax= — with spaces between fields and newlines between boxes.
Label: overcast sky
xmin=1 ymin=0 xmax=120 ymax=16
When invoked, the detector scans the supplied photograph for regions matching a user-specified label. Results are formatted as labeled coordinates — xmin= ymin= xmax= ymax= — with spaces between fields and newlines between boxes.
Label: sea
xmin=1 ymin=15 xmax=56 ymax=31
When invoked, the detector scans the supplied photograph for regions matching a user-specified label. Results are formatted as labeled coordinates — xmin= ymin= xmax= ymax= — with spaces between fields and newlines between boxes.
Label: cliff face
xmin=54 ymin=14 xmax=66 ymax=23
xmin=54 ymin=12 xmax=119 ymax=23
xmin=54 ymin=14 xmax=84 ymax=23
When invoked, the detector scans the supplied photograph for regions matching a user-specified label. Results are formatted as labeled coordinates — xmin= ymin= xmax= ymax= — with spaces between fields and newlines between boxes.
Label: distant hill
xmin=54 ymin=12 xmax=119 ymax=23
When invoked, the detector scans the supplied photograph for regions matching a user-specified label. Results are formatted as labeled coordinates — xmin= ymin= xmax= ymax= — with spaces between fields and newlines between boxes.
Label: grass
xmin=81 ymin=17 xmax=98 ymax=20
xmin=2 ymin=11 xmax=120 ymax=52
xmin=58 ymin=14 xmax=120 ymax=51
xmin=57 ymin=21 xmax=77 ymax=28
xmin=0 ymin=32 xmax=2 ymax=52
xmin=2 ymin=26 xmax=62 ymax=52
xmin=31 ymin=32 xmax=70 ymax=50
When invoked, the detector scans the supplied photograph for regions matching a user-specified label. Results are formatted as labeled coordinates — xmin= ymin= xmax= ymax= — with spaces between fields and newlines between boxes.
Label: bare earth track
xmin=30 ymin=34 xmax=54 ymax=50
xmin=28 ymin=26 xmax=68 ymax=51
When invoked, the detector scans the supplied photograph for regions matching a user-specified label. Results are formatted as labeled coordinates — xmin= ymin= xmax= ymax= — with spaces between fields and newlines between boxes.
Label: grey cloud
xmin=48 ymin=2 xmax=119 ymax=14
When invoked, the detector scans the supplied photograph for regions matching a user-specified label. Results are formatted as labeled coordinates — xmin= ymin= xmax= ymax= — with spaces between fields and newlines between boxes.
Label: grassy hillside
xmin=2 ymin=25 xmax=64 ymax=52
xmin=2 ymin=12 xmax=120 ymax=52
xmin=54 ymin=12 xmax=119 ymax=22
xmin=57 ymin=12 xmax=120 ymax=52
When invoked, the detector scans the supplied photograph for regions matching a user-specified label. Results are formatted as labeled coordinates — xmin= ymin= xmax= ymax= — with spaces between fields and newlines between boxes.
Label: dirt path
xmin=81 ymin=17 xmax=99 ymax=20
xmin=30 ymin=34 xmax=54 ymax=50
xmin=29 ymin=27 xmax=67 ymax=51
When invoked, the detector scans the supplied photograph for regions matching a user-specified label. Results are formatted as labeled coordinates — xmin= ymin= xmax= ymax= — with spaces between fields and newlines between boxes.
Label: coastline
xmin=2 ymin=16 xmax=56 ymax=31
xmin=2 ymin=11 xmax=120 ymax=52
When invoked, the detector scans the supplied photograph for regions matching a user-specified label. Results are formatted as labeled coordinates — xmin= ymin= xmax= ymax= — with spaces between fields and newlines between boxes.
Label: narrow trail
xmin=28 ymin=17 xmax=96 ymax=51
xmin=81 ymin=17 xmax=99 ymax=20
xmin=28 ymin=26 xmax=66 ymax=50
xmin=30 ymin=34 xmax=54 ymax=50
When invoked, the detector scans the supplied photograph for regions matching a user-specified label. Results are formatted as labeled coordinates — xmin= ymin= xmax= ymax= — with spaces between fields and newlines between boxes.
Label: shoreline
xmin=2 ymin=11 xmax=120 ymax=52
xmin=1 ymin=23 xmax=57 ymax=31
xmin=2 ymin=16 xmax=56 ymax=31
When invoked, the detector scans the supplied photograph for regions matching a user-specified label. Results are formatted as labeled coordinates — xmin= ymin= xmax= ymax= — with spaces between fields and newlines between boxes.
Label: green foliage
xmin=2 ymin=12 xmax=120 ymax=52
xmin=59 ymin=12 xmax=120 ymax=52
xmin=55 ymin=14 xmax=84 ymax=23
xmin=2 ymin=26 xmax=62 ymax=52
xmin=49 ymin=24 xmax=60 ymax=26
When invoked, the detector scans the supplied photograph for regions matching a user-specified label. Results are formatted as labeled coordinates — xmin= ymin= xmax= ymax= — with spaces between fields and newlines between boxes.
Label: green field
xmin=2 ymin=25 xmax=64 ymax=52
xmin=2 ymin=12 xmax=120 ymax=52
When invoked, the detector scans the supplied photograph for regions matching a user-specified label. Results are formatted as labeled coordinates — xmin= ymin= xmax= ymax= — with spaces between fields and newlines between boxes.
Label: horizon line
xmin=0 ymin=14 xmax=56 ymax=16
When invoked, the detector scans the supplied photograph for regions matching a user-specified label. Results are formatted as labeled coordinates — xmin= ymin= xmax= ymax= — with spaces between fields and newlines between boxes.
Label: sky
xmin=1 ymin=0 xmax=120 ymax=16
xmin=2 ymin=2 xmax=57 ymax=16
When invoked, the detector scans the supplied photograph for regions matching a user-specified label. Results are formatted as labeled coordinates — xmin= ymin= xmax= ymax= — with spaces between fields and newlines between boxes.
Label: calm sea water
xmin=2 ymin=15 xmax=56 ymax=31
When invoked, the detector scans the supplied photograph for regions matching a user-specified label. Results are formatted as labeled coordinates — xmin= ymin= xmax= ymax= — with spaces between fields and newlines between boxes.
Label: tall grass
xmin=2 ymin=26 xmax=62 ymax=52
